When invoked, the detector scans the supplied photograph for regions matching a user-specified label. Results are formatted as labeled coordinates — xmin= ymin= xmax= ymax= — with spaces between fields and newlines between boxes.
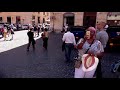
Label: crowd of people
xmin=0 ymin=21 xmax=109 ymax=78
xmin=0 ymin=25 xmax=15 ymax=41
xmin=62 ymin=22 xmax=109 ymax=78
xmin=27 ymin=25 xmax=49 ymax=51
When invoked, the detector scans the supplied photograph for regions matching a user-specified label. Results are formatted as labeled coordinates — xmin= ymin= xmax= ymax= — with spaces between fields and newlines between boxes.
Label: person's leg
xmin=44 ymin=38 xmax=47 ymax=49
xmin=74 ymin=65 xmax=85 ymax=78
xmin=4 ymin=33 xmax=6 ymax=41
xmin=11 ymin=34 xmax=13 ymax=40
xmin=96 ymin=60 xmax=102 ymax=78
xmin=45 ymin=38 xmax=48 ymax=50
xmin=27 ymin=40 xmax=31 ymax=51
xmin=69 ymin=44 xmax=74 ymax=61
xmin=38 ymin=30 xmax=39 ymax=36
xmin=65 ymin=44 xmax=70 ymax=62
xmin=32 ymin=40 xmax=35 ymax=50
xmin=43 ymin=38 xmax=45 ymax=48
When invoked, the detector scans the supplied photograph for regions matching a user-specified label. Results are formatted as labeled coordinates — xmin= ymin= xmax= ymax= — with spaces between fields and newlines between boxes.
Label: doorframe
xmin=63 ymin=12 xmax=75 ymax=27
xmin=83 ymin=12 xmax=97 ymax=28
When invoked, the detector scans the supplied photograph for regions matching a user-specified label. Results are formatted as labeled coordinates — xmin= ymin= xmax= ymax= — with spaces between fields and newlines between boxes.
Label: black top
xmin=34 ymin=27 xmax=37 ymax=31
xmin=27 ymin=31 xmax=34 ymax=40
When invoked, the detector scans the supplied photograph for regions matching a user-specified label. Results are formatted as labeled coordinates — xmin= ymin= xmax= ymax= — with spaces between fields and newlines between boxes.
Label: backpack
xmin=111 ymin=60 xmax=120 ymax=73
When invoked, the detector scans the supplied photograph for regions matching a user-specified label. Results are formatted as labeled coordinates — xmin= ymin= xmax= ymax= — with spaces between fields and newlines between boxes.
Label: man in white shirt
xmin=62 ymin=27 xmax=76 ymax=62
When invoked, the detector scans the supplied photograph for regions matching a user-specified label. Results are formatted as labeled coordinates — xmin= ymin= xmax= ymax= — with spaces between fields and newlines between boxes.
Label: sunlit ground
xmin=0 ymin=30 xmax=42 ymax=53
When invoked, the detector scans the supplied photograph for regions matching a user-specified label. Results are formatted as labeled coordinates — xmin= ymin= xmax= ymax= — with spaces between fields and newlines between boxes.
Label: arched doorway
xmin=83 ymin=12 xmax=97 ymax=28
xmin=63 ymin=12 xmax=75 ymax=27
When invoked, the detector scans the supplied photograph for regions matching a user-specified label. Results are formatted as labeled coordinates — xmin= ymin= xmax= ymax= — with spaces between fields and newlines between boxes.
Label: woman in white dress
xmin=74 ymin=27 xmax=104 ymax=78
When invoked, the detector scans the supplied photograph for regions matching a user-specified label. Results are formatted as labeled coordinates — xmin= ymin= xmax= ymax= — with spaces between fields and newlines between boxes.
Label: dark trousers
xmin=27 ymin=39 xmax=35 ymax=50
xmin=96 ymin=59 xmax=102 ymax=78
xmin=65 ymin=43 xmax=74 ymax=61
xmin=43 ymin=37 xmax=48 ymax=49
xmin=38 ymin=30 xmax=40 ymax=36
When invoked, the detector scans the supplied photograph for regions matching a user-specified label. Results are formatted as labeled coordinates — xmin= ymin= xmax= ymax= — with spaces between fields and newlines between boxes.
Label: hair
xmin=87 ymin=27 xmax=96 ymax=39
xmin=97 ymin=21 xmax=106 ymax=28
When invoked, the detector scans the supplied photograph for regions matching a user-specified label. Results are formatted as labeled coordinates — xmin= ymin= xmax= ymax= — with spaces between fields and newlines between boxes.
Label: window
xmin=43 ymin=12 xmax=45 ymax=15
xmin=16 ymin=16 xmax=21 ymax=24
xmin=43 ymin=18 xmax=45 ymax=23
xmin=32 ymin=16 xmax=35 ymax=19
xmin=0 ymin=17 xmax=2 ymax=22
xmin=7 ymin=17 xmax=11 ymax=24
xmin=38 ymin=17 xmax=40 ymax=23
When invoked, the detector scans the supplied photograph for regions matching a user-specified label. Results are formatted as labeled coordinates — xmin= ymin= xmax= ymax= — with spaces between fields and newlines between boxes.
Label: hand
xmin=74 ymin=45 xmax=77 ymax=49
xmin=87 ymin=51 xmax=95 ymax=56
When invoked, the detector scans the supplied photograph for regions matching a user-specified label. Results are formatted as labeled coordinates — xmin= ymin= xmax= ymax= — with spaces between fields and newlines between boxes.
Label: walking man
xmin=27 ymin=28 xmax=36 ymax=51
xmin=62 ymin=27 xmax=76 ymax=62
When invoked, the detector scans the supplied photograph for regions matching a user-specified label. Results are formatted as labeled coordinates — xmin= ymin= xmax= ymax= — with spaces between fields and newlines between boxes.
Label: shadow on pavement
xmin=0 ymin=32 xmax=75 ymax=78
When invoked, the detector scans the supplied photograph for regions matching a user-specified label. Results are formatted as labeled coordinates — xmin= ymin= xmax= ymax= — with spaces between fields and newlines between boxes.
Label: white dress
xmin=74 ymin=38 xmax=104 ymax=78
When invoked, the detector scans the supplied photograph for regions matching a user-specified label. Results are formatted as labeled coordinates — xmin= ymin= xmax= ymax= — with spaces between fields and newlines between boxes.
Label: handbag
xmin=74 ymin=39 xmax=94 ymax=68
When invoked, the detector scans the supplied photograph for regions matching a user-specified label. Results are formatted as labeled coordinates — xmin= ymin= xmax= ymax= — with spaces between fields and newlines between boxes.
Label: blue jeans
xmin=65 ymin=43 xmax=74 ymax=61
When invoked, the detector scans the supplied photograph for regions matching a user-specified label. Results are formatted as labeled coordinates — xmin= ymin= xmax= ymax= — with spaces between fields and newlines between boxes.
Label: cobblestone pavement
xmin=0 ymin=32 xmax=119 ymax=78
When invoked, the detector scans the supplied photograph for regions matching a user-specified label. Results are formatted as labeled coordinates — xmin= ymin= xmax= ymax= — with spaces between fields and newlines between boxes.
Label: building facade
xmin=0 ymin=12 xmax=50 ymax=25
xmin=107 ymin=12 xmax=120 ymax=26
xmin=50 ymin=12 xmax=108 ymax=32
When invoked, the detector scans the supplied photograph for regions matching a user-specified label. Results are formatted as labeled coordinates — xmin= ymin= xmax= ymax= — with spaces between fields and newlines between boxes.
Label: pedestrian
xmin=3 ymin=27 xmax=8 ymax=41
xmin=62 ymin=27 xmax=77 ymax=62
xmin=33 ymin=25 xmax=37 ymax=37
xmin=74 ymin=27 xmax=104 ymax=78
xmin=95 ymin=22 xmax=109 ymax=78
xmin=10 ymin=28 xmax=14 ymax=41
xmin=37 ymin=25 xmax=40 ymax=37
xmin=7 ymin=26 xmax=11 ymax=37
xmin=1 ymin=27 xmax=4 ymax=38
xmin=27 ymin=28 xmax=36 ymax=51
xmin=42 ymin=28 xmax=49 ymax=50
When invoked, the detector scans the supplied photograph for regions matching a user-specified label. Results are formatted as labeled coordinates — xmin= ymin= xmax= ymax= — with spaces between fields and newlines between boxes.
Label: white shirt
xmin=62 ymin=31 xmax=76 ymax=45
xmin=104 ymin=25 xmax=109 ymax=29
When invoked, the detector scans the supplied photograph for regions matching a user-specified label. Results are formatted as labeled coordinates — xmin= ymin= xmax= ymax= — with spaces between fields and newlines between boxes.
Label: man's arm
xmin=62 ymin=34 xmax=66 ymax=42
xmin=96 ymin=32 xmax=101 ymax=41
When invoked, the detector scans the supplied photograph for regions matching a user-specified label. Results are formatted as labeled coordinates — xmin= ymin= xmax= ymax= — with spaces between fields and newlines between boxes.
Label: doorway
xmin=7 ymin=17 xmax=11 ymax=24
xmin=63 ymin=13 xmax=75 ymax=27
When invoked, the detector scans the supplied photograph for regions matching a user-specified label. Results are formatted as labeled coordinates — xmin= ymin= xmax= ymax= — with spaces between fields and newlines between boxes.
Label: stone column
xmin=96 ymin=12 xmax=108 ymax=24
xmin=74 ymin=12 xmax=84 ymax=26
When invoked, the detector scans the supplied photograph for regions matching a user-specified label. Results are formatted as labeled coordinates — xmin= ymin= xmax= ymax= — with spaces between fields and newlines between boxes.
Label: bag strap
xmin=85 ymin=39 xmax=94 ymax=54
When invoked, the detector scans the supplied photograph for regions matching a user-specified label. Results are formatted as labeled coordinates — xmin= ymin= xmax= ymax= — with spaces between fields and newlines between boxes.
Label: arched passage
xmin=63 ymin=12 xmax=75 ymax=27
